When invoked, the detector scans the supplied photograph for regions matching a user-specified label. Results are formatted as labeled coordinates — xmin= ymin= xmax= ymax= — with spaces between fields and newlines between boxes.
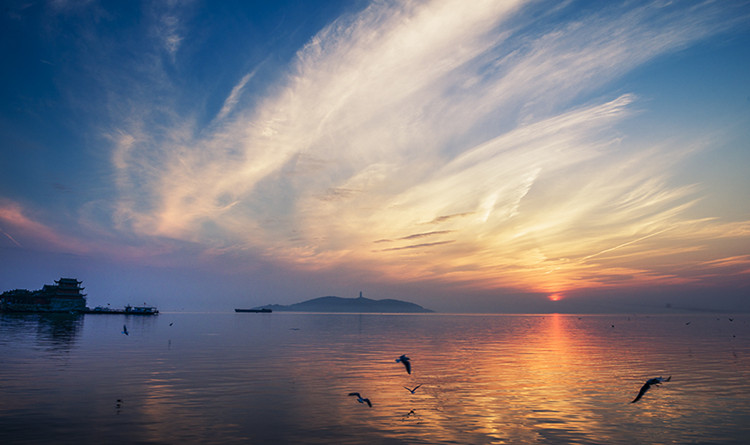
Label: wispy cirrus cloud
xmin=106 ymin=0 xmax=750 ymax=295
xmin=148 ymin=1 xmax=195 ymax=60
xmin=214 ymin=70 xmax=257 ymax=123
xmin=0 ymin=199 xmax=202 ymax=267
xmin=0 ymin=200 xmax=87 ymax=253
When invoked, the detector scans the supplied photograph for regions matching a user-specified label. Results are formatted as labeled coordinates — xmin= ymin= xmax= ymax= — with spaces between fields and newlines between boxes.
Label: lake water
xmin=1 ymin=312 xmax=749 ymax=444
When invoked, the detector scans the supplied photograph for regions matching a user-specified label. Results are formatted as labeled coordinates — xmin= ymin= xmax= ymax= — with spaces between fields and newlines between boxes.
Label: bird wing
xmin=363 ymin=398 xmax=372 ymax=407
xmin=413 ymin=384 xmax=422 ymax=391
xmin=404 ymin=360 xmax=411 ymax=374
xmin=631 ymin=382 xmax=651 ymax=403
xmin=348 ymin=392 xmax=360 ymax=397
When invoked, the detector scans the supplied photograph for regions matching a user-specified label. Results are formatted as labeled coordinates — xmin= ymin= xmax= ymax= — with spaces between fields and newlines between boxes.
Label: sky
xmin=1 ymin=0 xmax=749 ymax=313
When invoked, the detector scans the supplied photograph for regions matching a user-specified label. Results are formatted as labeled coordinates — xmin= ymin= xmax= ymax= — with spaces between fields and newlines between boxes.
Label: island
xmin=250 ymin=292 xmax=433 ymax=313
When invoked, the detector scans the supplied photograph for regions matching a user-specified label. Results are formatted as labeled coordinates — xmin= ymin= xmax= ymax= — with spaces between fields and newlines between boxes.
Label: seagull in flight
xmin=348 ymin=392 xmax=372 ymax=407
xmin=122 ymin=325 xmax=129 ymax=336
xmin=404 ymin=384 xmax=422 ymax=394
xmin=396 ymin=354 xmax=411 ymax=374
xmin=631 ymin=376 xmax=671 ymax=403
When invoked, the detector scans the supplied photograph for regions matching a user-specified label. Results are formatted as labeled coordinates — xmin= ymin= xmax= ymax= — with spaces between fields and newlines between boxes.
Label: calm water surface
xmin=1 ymin=312 xmax=749 ymax=444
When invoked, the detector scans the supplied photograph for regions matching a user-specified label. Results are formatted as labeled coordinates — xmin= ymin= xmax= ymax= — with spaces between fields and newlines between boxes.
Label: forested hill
xmin=255 ymin=295 xmax=433 ymax=313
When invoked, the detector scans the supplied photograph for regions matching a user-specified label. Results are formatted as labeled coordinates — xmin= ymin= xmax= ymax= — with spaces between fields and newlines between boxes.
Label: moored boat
xmin=86 ymin=304 xmax=159 ymax=315
xmin=235 ymin=308 xmax=272 ymax=313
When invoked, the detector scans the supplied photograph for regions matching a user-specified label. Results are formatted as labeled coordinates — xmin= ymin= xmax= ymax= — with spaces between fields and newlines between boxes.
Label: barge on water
xmin=235 ymin=308 xmax=272 ymax=313
xmin=86 ymin=305 xmax=159 ymax=315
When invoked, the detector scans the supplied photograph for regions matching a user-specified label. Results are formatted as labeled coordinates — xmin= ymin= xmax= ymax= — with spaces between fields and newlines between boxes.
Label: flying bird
xmin=122 ymin=325 xmax=129 ymax=336
xmin=631 ymin=376 xmax=671 ymax=403
xmin=348 ymin=392 xmax=372 ymax=407
xmin=404 ymin=384 xmax=422 ymax=394
xmin=396 ymin=354 xmax=411 ymax=374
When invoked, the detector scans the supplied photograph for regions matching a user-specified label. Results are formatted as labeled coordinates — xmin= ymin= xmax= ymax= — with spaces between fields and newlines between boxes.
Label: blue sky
xmin=1 ymin=0 xmax=749 ymax=313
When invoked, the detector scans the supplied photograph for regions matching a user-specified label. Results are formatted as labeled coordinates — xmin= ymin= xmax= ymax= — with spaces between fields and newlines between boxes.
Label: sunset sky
xmin=1 ymin=0 xmax=749 ymax=313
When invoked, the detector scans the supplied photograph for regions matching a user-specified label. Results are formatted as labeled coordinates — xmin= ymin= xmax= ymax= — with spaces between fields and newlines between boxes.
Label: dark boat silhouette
xmin=235 ymin=308 xmax=272 ymax=313
xmin=88 ymin=304 xmax=159 ymax=315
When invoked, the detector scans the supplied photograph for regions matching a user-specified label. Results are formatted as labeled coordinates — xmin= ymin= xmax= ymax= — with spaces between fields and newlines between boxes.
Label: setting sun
xmin=548 ymin=293 xmax=563 ymax=301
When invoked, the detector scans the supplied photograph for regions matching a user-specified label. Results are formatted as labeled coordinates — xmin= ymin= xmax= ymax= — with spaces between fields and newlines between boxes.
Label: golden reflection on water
xmin=355 ymin=314 xmax=623 ymax=444
xmin=274 ymin=313 xmax=750 ymax=444
xmin=2 ymin=313 xmax=750 ymax=444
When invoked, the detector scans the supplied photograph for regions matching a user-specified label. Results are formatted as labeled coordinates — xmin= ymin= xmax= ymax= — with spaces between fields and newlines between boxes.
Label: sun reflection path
xmin=387 ymin=314 xmax=662 ymax=443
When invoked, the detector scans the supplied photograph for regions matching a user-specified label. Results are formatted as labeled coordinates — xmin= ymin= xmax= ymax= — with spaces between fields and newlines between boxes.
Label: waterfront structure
xmin=87 ymin=304 xmax=159 ymax=315
xmin=1 ymin=278 xmax=87 ymax=313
